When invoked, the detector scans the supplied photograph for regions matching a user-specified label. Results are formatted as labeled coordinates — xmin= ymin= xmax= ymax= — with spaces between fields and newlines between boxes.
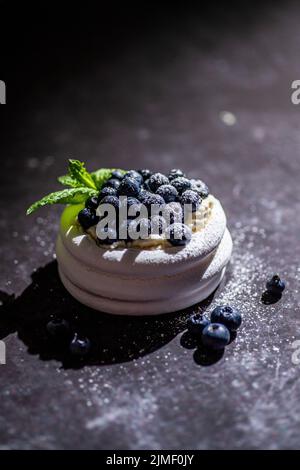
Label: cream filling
xmin=86 ymin=195 xmax=214 ymax=250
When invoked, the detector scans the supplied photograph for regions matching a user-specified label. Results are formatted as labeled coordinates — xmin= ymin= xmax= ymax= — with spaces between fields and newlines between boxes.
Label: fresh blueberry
xmin=166 ymin=223 xmax=192 ymax=246
xmin=142 ymin=193 xmax=165 ymax=210
xmin=162 ymin=202 xmax=183 ymax=224
xmin=187 ymin=313 xmax=210 ymax=337
xmin=85 ymin=196 xmax=99 ymax=210
xmin=148 ymin=173 xmax=169 ymax=192
xmin=190 ymin=179 xmax=209 ymax=198
xmin=69 ymin=333 xmax=91 ymax=356
xmin=168 ymin=169 xmax=186 ymax=181
xmin=138 ymin=189 xmax=152 ymax=204
xmin=122 ymin=197 xmax=142 ymax=219
xmin=266 ymin=275 xmax=286 ymax=295
xmin=111 ymin=169 xmax=124 ymax=180
xmin=202 ymin=323 xmax=230 ymax=350
xmin=106 ymin=178 xmax=121 ymax=190
xmin=78 ymin=208 xmax=99 ymax=229
xmin=210 ymin=305 xmax=242 ymax=332
xmin=46 ymin=318 xmax=71 ymax=338
xmin=150 ymin=215 xmax=167 ymax=236
xmin=98 ymin=186 xmax=117 ymax=201
xmin=143 ymin=179 xmax=151 ymax=191
xmin=99 ymin=195 xmax=120 ymax=212
xmin=180 ymin=189 xmax=201 ymax=212
xmin=171 ymin=177 xmax=191 ymax=194
xmin=138 ymin=169 xmax=152 ymax=181
xmin=124 ymin=170 xmax=143 ymax=185
xmin=156 ymin=184 xmax=178 ymax=203
xmin=97 ymin=227 xmax=117 ymax=245
xmin=118 ymin=177 xmax=140 ymax=198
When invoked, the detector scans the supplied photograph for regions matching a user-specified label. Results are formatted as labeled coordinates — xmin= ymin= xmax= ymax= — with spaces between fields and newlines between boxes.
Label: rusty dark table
xmin=1 ymin=2 xmax=300 ymax=449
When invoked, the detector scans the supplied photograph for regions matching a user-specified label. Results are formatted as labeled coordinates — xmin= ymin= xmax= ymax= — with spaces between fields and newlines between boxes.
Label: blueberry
xmin=111 ymin=169 xmax=124 ymax=180
xmin=143 ymin=193 xmax=165 ymax=210
xmin=78 ymin=208 xmax=99 ymax=230
xmin=171 ymin=177 xmax=191 ymax=194
xmin=121 ymin=197 xmax=142 ymax=219
xmin=187 ymin=313 xmax=210 ymax=337
xmin=148 ymin=173 xmax=169 ymax=192
xmin=106 ymin=178 xmax=121 ymax=190
xmin=138 ymin=189 xmax=152 ymax=204
xmin=162 ymin=202 xmax=183 ymax=224
xmin=202 ymin=323 xmax=230 ymax=350
xmin=211 ymin=305 xmax=242 ymax=332
xmin=98 ymin=186 xmax=117 ymax=201
xmin=97 ymin=227 xmax=117 ymax=245
xmin=266 ymin=275 xmax=286 ymax=295
xmin=99 ymin=195 xmax=120 ymax=212
xmin=46 ymin=318 xmax=71 ymax=338
xmin=166 ymin=223 xmax=192 ymax=246
xmin=69 ymin=333 xmax=91 ymax=356
xmin=85 ymin=196 xmax=99 ymax=210
xmin=150 ymin=215 xmax=167 ymax=236
xmin=124 ymin=170 xmax=143 ymax=185
xmin=181 ymin=190 xmax=201 ymax=212
xmin=143 ymin=179 xmax=151 ymax=191
xmin=190 ymin=179 xmax=209 ymax=199
xmin=156 ymin=184 xmax=178 ymax=203
xmin=118 ymin=177 xmax=140 ymax=197
xmin=168 ymin=169 xmax=186 ymax=180
xmin=138 ymin=169 xmax=152 ymax=181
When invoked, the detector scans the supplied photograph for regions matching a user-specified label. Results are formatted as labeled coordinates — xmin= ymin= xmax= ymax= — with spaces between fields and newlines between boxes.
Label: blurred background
xmin=1 ymin=0 xmax=300 ymax=450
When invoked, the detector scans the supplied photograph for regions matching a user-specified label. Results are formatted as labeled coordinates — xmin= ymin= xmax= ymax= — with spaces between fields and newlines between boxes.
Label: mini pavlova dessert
xmin=27 ymin=160 xmax=232 ymax=315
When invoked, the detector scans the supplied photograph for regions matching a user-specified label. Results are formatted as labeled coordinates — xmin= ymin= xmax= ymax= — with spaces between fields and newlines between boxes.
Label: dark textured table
xmin=1 ymin=2 xmax=300 ymax=449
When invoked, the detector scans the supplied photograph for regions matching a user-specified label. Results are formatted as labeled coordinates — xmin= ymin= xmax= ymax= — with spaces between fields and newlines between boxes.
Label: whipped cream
xmin=86 ymin=195 xmax=214 ymax=250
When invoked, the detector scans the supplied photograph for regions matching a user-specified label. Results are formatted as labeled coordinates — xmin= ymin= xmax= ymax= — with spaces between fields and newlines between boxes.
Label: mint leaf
xmin=91 ymin=168 xmax=113 ymax=190
xmin=68 ymin=159 xmax=97 ymax=189
xmin=26 ymin=187 xmax=97 ymax=215
xmin=91 ymin=168 xmax=126 ymax=190
xmin=57 ymin=174 xmax=82 ymax=188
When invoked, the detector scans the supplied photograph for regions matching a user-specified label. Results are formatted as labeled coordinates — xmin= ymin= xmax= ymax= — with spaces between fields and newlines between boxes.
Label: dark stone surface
xmin=1 ymin=2 xmax=300 ymax=449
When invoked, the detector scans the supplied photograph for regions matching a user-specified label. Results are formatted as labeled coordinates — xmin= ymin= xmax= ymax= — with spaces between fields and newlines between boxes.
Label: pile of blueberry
xmin=77 ymin=169 xmax=209 ymax=246
xmin=187 ymin=305 xmax=242 ymax=350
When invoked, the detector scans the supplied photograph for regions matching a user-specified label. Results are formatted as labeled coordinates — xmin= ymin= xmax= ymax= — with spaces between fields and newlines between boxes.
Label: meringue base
xmin=56 ymin=199 xmax=232 ymax=316
xmin=59 ymin=261 xmax=227 ymax=316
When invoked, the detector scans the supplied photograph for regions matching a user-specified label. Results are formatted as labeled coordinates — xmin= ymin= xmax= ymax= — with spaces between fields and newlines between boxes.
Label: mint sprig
xmin=67 ymin=159 xmax=97 ymax=190
xmin=26 ymin=187 xmax=97 ymax=215
xmin=57 ymin=174 xmax=83 ymax=188
xmin=26 ymin=159 xmax=124 ymax=215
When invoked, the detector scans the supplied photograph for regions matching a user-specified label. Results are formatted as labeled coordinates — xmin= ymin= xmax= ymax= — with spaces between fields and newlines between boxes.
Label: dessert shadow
xmin=0 ymin=261 xmax=217 ymax=369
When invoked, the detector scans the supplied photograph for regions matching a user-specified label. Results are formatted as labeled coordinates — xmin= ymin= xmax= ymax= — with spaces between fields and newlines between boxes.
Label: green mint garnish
xmin=26 ymin=187 xmax=98 ymax=215
xmin=26 ymin=159 xmax=126 ymax=215
xmin=57 ymin=174 xmax=83 ymax=188
xmin=66 ymin=159 xmax=97 ymax=190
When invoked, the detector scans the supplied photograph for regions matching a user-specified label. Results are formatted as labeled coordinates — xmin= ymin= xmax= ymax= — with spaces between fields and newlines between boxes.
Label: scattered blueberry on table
xmin=262 ymin=274 xmax=286 ymax=304
xmin=210 ymin=305 xmax=242 ymax=332
xmin=69 ymin=333 xmax=91 ymax=356
xmin=266 ymin=274 xmax=286 ymax=295
xmin=46 ymin=318 xmax=71 ymax=339
xmin=202 ymin=323 xmax=231 ymax=350
xmin=185 ymin=304 xmax=242 ymax=361
xmin=187 ymin=313 xmax=210 ymax=337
